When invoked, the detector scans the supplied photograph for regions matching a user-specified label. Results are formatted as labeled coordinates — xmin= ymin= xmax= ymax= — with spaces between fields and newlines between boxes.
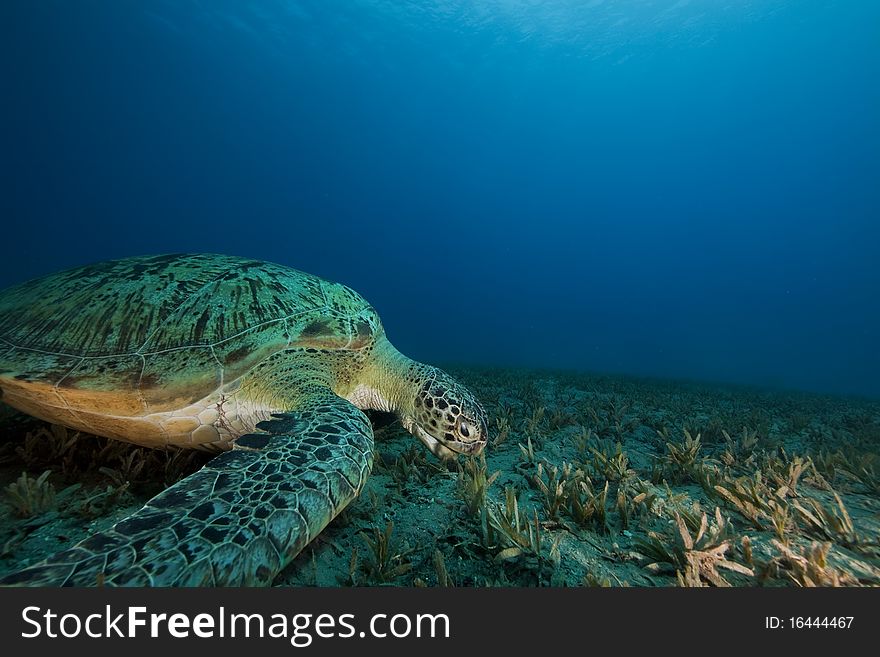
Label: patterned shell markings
xmin=0 ymin=254 xmax=376 ymax=417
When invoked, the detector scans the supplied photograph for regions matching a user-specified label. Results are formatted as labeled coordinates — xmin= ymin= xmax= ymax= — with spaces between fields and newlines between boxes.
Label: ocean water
xmin=1 ymin=1 xmax=879 ymax=589
xmin=2 ymin=0 xmax=878 ymax=399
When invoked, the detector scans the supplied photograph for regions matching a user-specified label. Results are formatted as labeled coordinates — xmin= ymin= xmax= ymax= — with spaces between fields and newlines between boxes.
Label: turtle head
xmin=401 ymin=368 xmax=489 ymax=460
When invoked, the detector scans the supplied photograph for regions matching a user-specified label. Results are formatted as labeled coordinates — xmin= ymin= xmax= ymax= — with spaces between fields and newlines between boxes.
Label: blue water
xmin=2 ymin=1 xmax=878 ymax=398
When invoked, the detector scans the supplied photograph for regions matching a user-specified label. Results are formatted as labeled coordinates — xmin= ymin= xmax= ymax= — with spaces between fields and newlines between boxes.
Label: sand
xmin=1 ymin=367 xmax=878 ymax=587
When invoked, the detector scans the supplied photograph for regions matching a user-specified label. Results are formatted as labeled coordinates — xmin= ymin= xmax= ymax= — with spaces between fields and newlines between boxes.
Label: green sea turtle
xmin=0 ymin=253 xmax=488 ymax=586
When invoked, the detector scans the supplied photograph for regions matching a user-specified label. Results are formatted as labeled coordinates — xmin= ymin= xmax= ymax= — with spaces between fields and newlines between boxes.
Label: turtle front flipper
xmin=0 ymin=391 xmax=374 ymax=586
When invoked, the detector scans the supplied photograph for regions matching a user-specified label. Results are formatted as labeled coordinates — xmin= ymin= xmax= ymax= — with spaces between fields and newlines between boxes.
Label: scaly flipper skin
xmin=0 ymin=388 xmax=373 ymax=586
xmin=0 ymin=254 xmax=488 ymax=586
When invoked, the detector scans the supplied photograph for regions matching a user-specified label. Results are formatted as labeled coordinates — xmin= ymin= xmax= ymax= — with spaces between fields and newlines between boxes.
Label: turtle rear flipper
xmin=0 ymin=391 xmax=374 ymax=586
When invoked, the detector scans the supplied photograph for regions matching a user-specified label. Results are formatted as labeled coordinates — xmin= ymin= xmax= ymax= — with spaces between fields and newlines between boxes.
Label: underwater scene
xmin=1 ymin=1 xmax=878 ymax=587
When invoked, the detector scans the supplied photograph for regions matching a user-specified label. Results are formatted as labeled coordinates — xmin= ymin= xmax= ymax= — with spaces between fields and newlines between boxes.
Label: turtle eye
xmin=459 ymin=421 xmax=470 ymax=438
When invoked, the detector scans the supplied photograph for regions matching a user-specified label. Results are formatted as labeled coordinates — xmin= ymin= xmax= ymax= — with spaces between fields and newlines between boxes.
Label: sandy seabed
xmin=1 ymin=367 xmax=878 ymax=587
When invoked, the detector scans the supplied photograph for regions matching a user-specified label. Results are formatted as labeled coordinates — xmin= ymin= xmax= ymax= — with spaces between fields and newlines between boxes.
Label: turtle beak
xmin=413 ymin=425 xmax=458 ymax=460
xmin=445 ymin=436 xmax=487 ymax=455
xmin=403 ymin=416 xmax=485 ymax=459
xmin=413 ymin=424 xmax=486 ymax=459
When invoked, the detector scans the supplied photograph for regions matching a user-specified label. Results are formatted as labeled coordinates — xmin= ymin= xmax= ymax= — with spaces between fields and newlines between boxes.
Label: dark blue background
xmin=2 ymin=1 xmax=878 ymax=397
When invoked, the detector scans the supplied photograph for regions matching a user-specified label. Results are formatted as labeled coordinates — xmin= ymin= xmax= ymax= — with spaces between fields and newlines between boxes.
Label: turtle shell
xmin=0 ymin=254 xmax=380 ymax=421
